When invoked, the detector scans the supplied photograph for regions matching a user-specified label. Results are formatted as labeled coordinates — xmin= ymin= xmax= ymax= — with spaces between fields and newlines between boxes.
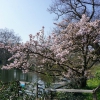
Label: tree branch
xmin=89 ymin=0 xmax=95 ymax=21
xmin=82 ymin=1 xmax=100 ymax=6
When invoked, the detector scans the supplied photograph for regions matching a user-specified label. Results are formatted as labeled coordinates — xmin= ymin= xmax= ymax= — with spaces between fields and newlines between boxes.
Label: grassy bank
xmin=85 ymin=64 xmax=100 ymax=100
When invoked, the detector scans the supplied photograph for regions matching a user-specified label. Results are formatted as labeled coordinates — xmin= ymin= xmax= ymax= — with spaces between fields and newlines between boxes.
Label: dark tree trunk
xmin=69 ymin=77 xmax=87 ymax=89
xmin=79 ymin=77 xmax=87 ymax=88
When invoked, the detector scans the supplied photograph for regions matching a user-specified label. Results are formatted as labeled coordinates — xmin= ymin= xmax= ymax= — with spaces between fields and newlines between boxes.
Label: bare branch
xmin=89 ymin=0 xmax=95 ymax=21
xmin=48 ymin=0 xmax=100 ymax=21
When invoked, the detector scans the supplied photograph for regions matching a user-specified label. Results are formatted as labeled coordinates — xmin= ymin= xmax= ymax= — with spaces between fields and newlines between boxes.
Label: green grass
xmin=84 ymin=78 xmax=100 ymax=100
xmin=87 ymin=78 xmax=100 ymax=88
xmin=87 ymin=64 xmax=100 ymax=87
xmin=84 ymin=64 xmax=100 ymax=100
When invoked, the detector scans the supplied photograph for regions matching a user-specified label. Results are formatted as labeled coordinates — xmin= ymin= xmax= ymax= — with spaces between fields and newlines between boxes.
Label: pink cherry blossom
xmin=1 ymin=14 xmax=100 ymax=80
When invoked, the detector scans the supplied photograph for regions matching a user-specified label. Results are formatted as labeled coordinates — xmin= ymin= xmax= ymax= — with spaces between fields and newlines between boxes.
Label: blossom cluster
xmin=1 ymin=15 xmax=100 ymax=77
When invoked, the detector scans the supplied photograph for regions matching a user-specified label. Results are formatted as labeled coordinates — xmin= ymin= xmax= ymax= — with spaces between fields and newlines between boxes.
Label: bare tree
xmin=0 ymin=28 xmax=21 ymax=44
xmin=0 ymin=28 xmax=21 ymax=65
xmin=48 ymin=0 xmax=100 ymax=21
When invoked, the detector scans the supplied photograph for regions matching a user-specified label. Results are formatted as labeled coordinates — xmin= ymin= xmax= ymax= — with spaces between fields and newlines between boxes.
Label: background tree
xmin=0 ymin=28 xmax=21 ymax=65
xmin=48 ymin=0 xmax=100 ymax=21
xmin=0 ymin=28 xmax=21 ymax=44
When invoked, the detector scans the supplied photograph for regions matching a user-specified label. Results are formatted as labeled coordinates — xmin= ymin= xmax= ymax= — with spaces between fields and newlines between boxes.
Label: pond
xmin=0 ymin=68 xmax=41 ymax=83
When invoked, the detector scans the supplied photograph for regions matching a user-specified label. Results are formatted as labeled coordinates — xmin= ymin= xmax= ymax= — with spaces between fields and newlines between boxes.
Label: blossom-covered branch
xmin=1 ymin=15 xmax=100 ymax=84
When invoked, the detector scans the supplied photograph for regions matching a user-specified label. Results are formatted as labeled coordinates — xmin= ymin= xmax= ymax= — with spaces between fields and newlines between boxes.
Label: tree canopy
xmin=1 ymin=15 xmax=100 ymax=87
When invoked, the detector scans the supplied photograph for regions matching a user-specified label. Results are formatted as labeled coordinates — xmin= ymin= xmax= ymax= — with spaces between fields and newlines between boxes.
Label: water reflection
xmin=0 ymin=68 xmax=40 ymax=83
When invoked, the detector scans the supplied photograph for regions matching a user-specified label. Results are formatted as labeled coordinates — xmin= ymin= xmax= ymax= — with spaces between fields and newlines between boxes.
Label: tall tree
xmin=48 ymin=0 xmax=100 ymax=21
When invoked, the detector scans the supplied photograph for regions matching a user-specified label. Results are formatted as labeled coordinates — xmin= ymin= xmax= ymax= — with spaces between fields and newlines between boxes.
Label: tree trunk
xmin=69 ymin=77 xmax=87 ymax=89
xmin=79 ymin=77 xmax=87 ymax=88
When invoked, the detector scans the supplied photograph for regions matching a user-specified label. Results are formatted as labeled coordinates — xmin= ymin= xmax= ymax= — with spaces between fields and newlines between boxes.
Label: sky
xmin=0 ymin=0 xmax=55 ymax=42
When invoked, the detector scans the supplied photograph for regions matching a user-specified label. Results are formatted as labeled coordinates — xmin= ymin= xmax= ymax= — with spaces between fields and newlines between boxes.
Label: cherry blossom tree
xmin=1 ymin=15 xmax=100 ymax=88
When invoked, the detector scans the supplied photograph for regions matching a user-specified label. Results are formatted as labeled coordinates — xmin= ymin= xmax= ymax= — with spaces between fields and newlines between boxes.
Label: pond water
xmin=0 ymin=68 xmax=41 ymax=83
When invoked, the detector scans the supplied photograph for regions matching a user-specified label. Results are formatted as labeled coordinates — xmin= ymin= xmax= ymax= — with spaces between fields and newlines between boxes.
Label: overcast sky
xmin=0 ymin=0 xmax=55 ymax=42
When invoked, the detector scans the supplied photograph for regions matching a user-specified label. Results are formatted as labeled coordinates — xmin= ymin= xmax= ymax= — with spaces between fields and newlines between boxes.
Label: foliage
xmin=87 ymin=64 xmax=100 ymax=88
xmin=0 ymin=81 xmax=45 ymax=100
xmin=0 ymin=81 xmax=21 ymax=100
xmin=87 ymin=72 xmax=100 ymax=88
xmin=78 ymin=65 xmax=100 ymax=100
xmin=85 ymin=70 xmax=100 ymax=100
xmin=56 ymin=92 xmax=85 ymax=100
